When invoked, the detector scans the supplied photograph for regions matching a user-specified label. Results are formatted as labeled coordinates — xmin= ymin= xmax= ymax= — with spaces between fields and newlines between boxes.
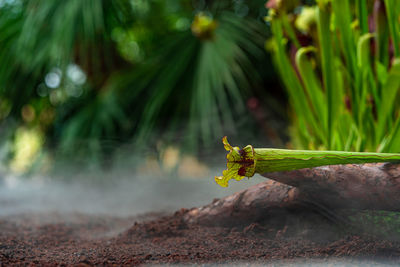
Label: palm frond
xmin=0 ymin=0 xmax=274 ymax=159
xmin=118 ymin=12 xmax=269 ymax=147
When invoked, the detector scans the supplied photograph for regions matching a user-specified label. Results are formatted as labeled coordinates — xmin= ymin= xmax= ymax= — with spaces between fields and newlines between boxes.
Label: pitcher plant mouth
xmin=214 ymin=136 xmax=256 ymax=187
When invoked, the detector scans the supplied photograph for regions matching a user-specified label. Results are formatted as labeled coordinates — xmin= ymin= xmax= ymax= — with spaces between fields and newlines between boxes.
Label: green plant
xmin=267 ymin=0 xmax=400 ymax=152
xmin=215 ymin=136 xmax=400 ymax=187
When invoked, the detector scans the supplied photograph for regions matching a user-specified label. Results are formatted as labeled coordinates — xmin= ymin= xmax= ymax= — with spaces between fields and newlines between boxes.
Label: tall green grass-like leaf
xmin=374 ymin=0 xmax=390 ymax=68
xmin=316 ymin=3 xmax=335 ymax=149
xmin=356 ymin=0 xmax=369 ymax=34
xmin=377 ymin=59 xmax=400 ymax=143
xmin=295 ymin=47 xmax=327 ymax=133
xmin=384 ymin=0 xmax=400 ymax=57
xmin=332 ymin=0 xmax=357 ymax=79
xmin=271 ymin=18 xmax=323 ymax=148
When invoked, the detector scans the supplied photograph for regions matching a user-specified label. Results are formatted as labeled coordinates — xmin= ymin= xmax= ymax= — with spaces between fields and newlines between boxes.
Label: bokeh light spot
xmin=67 ymin=64 xmax=86 ymax=85
xmin=45 ymin=68 xmax=62 ymax=88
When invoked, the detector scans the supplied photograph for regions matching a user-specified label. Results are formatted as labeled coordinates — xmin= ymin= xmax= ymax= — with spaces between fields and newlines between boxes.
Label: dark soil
xmin=1 ymin=207 xmax=400 ymax=266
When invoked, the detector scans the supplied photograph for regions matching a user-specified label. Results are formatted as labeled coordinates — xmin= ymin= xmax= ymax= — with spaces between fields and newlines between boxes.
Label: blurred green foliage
xmin=0 ymin=0 xmax=280 ymax=171
xmin=267 ymin=0 xmax=400 ymax=152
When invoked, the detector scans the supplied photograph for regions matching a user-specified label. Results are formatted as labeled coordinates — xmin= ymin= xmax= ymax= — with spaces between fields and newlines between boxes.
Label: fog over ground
xmin=0 ymin=166 xmax=262 ymax=217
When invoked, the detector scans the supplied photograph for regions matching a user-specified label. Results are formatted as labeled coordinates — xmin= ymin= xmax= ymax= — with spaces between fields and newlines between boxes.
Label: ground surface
xmin=2 ymin=208 xmax=400 ymax=266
